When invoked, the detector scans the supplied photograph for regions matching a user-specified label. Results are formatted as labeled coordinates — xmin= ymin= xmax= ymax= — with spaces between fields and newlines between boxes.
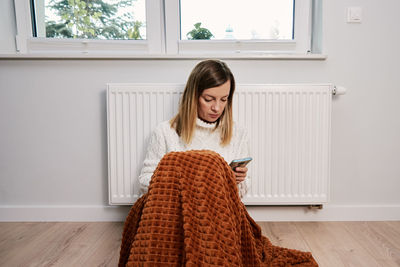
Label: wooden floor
xmin=0 ymin=221 xmax=399 ymax=267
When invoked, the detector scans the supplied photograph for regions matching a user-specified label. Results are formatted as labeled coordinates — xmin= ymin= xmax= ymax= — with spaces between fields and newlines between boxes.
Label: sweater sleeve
xmin=236 ymin=127 xmax=251 ymax=198
xmin=138 ymin=124 xmax=167 ymax=195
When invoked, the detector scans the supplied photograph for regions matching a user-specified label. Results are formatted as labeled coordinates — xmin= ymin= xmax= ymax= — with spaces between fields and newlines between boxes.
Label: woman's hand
xmin=233 ymin=166 xmax=248 ymax=184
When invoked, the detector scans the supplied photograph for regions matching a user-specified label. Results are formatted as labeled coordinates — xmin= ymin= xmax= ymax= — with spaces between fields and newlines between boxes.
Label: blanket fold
xmin=119 ymin=150 xmax=318 ymax=267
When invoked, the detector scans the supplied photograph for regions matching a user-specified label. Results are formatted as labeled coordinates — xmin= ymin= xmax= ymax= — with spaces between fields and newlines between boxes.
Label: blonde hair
xmin=170 ymin=59 xmax=235 ymax=146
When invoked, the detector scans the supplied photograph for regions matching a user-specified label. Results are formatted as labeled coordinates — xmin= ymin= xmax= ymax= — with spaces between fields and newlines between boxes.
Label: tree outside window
xmin=40 ymin=0 xmax=145 ymax=39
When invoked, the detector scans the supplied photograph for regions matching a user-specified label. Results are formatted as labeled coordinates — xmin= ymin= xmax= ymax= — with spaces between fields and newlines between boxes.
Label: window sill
xmin=0 ymin=53 xmax=327 ymax=60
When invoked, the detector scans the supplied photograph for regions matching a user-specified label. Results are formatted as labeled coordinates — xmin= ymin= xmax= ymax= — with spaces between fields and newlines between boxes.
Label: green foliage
xmin=127 ymin=21 xmax=143 ymax=39
xmin=45 ymin=20 xmax=73 ymax=38
xmin=186 ymin=23 xmax=214 ymax=40
xmin=45 ymin=0 xmax=143 ymax=39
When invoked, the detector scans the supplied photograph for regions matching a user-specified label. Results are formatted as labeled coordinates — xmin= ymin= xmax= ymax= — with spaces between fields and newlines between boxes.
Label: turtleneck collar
xmin=196 ymin=117 xmax=218 ymax=129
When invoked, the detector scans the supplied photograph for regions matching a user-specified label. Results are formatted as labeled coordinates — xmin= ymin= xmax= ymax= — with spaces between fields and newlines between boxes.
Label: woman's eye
xmin=221 ymin=98 xmax=227 ymax=102
xmin=204 ymin=98 xmax=213 ymax=102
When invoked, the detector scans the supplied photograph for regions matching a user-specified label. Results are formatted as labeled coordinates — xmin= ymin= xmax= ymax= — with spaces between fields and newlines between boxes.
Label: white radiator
xmin=107 ymin=83 xmax=333 ymax=205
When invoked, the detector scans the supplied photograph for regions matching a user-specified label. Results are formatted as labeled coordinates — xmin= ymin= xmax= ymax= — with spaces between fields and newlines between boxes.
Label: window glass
xmin=32 ymin=0 xmax=146 ymax=39
xmin=180 ymin=0 xmax=294 ymax=40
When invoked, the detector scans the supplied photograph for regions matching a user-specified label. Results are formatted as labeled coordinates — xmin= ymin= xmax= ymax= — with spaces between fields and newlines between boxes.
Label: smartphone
xmin=229 ymin=157 xmax=252 ymax=170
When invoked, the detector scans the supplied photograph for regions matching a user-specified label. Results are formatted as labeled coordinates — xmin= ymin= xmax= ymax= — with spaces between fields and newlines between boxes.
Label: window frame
xmin=14 ymin=0 xmax=164 ymax=54
xmin=13 ymin=0 xmax=316 ymax=57
xmin=167 ymin=0 xmax=312 ymax=55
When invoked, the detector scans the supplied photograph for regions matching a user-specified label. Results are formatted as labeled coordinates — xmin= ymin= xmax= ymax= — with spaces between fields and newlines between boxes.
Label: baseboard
xmin=0 ymin=205 xmax=131 ymax=222
xmin=246 ymin=204 xmax=400 ymax=221
xmin=1 ymin=204 xmax=399 ymax=222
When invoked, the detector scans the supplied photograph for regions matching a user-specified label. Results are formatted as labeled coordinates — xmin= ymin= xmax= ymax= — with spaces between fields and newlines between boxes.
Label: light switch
xmin=347 ymin=7 xmax=362 ymax=23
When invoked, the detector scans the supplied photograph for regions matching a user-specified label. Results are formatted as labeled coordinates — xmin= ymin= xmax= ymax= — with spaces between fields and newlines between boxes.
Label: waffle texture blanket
xmin=119 ymin=150 xmax=318 ymax=266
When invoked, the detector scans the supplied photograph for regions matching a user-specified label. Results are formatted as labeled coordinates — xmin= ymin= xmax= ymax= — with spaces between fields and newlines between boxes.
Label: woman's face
xmin=197 ymin=80 xmax=230 ymax=123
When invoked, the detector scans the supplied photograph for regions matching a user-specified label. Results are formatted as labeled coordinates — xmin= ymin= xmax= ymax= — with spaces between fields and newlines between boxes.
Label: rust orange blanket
xmin=119 ymin=150 xmax=318 ymax=266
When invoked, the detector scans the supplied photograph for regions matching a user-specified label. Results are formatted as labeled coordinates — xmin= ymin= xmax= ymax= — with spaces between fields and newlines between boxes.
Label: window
xmin=180 ymin=0 xmax=293 ymax=40
xmin=14 ymin=0 xmax=314 ymax=56
xmin=14 ymin=0 xmax=162 ymax=54
xmin=33 ymin=0 xmax=146 ymax=40
xmin=170 ymin=0 xmax=312 ymax=55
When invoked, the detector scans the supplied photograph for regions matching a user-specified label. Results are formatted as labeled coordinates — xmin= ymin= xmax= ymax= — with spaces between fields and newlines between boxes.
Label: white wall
xmin=0 ymin=0 xmax=17 ymax=53
xmin=1 ymin=0 xmax=400 ymax=221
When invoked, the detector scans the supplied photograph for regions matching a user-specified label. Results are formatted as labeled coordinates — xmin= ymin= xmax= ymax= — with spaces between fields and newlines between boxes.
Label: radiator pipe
xmin=308 ymin=204 xmax=323 ymax=210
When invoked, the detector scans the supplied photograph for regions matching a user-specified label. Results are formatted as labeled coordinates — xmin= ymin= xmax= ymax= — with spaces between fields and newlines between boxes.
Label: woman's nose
xmin=212 ymin=103 xmax=220 ymax=112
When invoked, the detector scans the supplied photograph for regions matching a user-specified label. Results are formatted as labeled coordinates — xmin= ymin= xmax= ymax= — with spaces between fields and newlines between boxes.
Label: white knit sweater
xmin=138 ymin=118 xmax=251 ymax=198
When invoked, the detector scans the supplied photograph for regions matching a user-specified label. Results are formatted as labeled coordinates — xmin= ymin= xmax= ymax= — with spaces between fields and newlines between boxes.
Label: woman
xmin=119 ymin=60 xmax=318 ymax=266
xmin=138 ymin=59 xmax=251 ymax=198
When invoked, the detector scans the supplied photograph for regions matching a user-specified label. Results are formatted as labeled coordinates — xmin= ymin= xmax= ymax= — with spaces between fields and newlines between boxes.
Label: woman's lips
xmin=209 ymin=114 xmax=219 ymax=119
